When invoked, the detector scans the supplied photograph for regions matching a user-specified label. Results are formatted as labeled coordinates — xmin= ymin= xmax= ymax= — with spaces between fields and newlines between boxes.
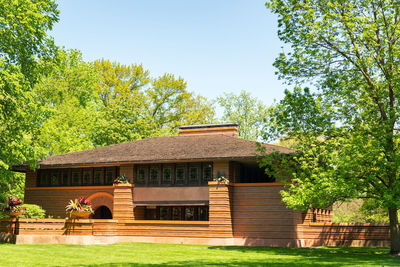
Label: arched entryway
xmin=92 ymin=206 xmax=112 ymax=219
xmin=87 ymin=192 xmax=114 ymax=219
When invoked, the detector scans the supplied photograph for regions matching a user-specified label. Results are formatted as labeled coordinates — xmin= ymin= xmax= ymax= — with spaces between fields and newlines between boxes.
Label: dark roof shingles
xmin=39 ymin=135 xmax=293 ymax=167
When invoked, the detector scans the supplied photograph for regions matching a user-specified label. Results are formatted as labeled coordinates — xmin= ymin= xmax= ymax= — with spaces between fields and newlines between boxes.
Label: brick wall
xmin=231 ymin=183 xmax=301 ymax=246
xmin=296 ymin=223 xmax=390 ymax=247
xmin=208 ymin=181 xmax=233 ymax=238
xmin=24 ymin=186 xmax=114 ymax=218
xmin=113 ymin=184 xmax=134 ymax=220
xmin=25 ymin=170 xmax=37 ymax=187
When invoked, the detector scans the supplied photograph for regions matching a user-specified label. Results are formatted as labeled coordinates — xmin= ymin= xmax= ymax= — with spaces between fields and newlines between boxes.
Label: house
xmin=6 ymin=123 xmax=345 ymax=246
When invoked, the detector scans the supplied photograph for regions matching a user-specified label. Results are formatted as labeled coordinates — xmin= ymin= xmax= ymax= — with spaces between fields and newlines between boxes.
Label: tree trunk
xmin=389 ymin=208 xmax=400 ymax=255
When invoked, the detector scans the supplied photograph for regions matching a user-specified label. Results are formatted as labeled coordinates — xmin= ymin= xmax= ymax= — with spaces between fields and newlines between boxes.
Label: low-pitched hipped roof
xmin=29 ymin=135 xmax=293 ymax=168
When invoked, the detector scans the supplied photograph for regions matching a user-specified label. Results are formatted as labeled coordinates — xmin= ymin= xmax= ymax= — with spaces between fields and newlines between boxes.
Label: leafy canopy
xmin=217 ymin=90 xmax=270 ymax=141
xmin=264 ymin=0 xmax=400 ymax=212
xmin=0 ymin=0 xmax=59 ymax=201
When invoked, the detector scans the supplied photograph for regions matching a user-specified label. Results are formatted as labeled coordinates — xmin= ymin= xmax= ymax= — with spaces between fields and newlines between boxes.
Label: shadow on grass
xmin=209 ymin=245 xmax=389 ymax=255
xmin=65 ymin=247 xmax=400 ymax=267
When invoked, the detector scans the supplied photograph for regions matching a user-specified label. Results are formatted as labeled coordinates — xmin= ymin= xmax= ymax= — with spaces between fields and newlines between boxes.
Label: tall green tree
xmin=265 ymin=0 xmax=400 ymax=254
xmin=147 ymin=73 xmax=215 ymax=136
xmin=92 ymin=59 xmax=152 ymax=146
xmin=217 ymin=90 xmax=270 ymax=140
xmin=0 ymin=0 xmax=59 ymax=200
xmin=92 ymin=60 xmax=215 ymax=146
xmin=34 ymin=49 xmax=98 ymax=155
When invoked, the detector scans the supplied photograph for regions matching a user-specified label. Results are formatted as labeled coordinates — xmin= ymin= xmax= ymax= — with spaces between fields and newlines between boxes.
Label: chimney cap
xmin=178 ymin=123 xmax=239 ymax=130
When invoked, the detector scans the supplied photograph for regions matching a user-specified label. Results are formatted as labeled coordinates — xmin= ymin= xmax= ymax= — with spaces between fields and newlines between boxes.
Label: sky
xmin=51 ymin=0 xmax=287 ymax=107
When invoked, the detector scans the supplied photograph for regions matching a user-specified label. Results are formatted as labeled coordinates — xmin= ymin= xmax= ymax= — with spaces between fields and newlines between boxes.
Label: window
xmin=133 ymin=163 xmax=213 ymax=187
xmin=94 ymin=170 xmax=103 ymax=185
xmin=82 ymin=170 xmax=91 ymax=185
xmin=39 ymin=171 xmax=48 ymax=186
xmin=37 ymin=167 xmax=119 ymax=187
xmin=175 ymin=167 xmax=185 ymax=185
xmin=198 ymin=207 xmax=209 ymax=221
xmin=189 ymin=167 xmax=198 ymax=184
xmin=162 ymin=167 xmax=172 ymax=184
xmin=71 ymin=171 xmax=81 ymax=185
xmin=105 ymin=170 xmax=114 ymax=185
xmin=202 ymin=164 xmax=212 ymax=183
xmin=145 ymin=206 xmax=157 ymax=220
xmin=149 ymin=167 xmax=159 ymax=185
xmin=185 ymin=207 xmax=195 ymax=220
xmin=160 ymin=207 xmax=169 ymax=220
xmin=136 ymin=168 xmax=146 ymax=184
xmin=172 ymin=207 xmax=182 ymax=220
xmin=144 ymin=206 xmax=209 ymax=221
xmin=50 ymin=172 xmax=59 ymax=186
xmin=62 ymin=170 xmax=69 ymax=185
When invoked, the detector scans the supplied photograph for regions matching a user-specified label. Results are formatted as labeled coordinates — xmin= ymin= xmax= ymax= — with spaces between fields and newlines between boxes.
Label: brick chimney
xmin=178 ymin=123 xmax=239 ymax=137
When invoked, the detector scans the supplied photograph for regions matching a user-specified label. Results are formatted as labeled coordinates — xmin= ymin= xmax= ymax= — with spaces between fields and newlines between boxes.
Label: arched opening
xmin=92 ymin=206 xmax=112 ymax=219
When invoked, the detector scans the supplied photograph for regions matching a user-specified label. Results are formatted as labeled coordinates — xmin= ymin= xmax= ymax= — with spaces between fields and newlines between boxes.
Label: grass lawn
xmin=0 ymin=243 xmax=399 ymax=266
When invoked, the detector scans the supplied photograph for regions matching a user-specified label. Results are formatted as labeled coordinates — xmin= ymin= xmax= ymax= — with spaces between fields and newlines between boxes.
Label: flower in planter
xmin=2 ymin=196 xmax=24 ymax=213
xmin=66 ymin=196 xmax=94 ymax=215
xmin=113 ymin=174 xmax=130 ymax=184
xmin=213 ymin=176 xmax=229 ymax=183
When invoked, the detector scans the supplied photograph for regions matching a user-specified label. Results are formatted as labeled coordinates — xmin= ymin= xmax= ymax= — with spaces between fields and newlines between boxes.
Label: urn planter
xmin=70 ymin=210 xmax=91 ymax=219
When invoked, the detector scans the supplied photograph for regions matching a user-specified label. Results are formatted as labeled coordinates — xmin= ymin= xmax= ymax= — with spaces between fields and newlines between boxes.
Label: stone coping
xmin=0 ymin=218 xmax=209 ymax=225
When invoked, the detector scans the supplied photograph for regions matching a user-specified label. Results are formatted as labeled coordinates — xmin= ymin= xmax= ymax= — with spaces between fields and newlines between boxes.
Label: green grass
xmin=0 ymin=242 xmax=399 ymax=266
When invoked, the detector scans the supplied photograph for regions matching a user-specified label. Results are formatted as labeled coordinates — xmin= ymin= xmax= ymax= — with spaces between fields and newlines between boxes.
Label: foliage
xmin=0 ymin=0 xmax=59 ymax=201
xmin=92 ymin=59 xmax=215 ymax=146
xmin=91 ymin=59 xmax=152 ymax=146
xmin=146 ymin=73 xmax=215 ymax=136
xmin=34 ymin=49 xmax=98 ymax=155
xmin=65 ymin=197 xmax=93 ymax=214
xmin=0 ymin=243 xmax=398 ymax=266
xmin=213 ymin=176 xmax=229 ymax=183
xmin=19 ymin=204 xmax=46 ymax=219
xmin=113 ymin=174 xmax=130 ymax=184
xmin=333 ymin=199 xmax=390 ymax=223
xmin=0 ymin=0 xmax=59 ymax=166
xmin=0 ymin=171 xmax=25 ymax=201
xmin=265 ymin=0 xmax=400 ymax=253
xmin=217 ymin=90 xmax=270 ymax=141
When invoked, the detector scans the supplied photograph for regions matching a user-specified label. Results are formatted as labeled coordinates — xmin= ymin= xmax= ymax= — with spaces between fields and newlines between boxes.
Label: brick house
xmin=9 ymin=123 xmax=338 ymax=246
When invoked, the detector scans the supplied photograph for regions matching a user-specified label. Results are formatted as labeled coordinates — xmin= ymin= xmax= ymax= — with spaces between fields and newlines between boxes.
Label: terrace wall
xmin=0 ymin=218 xmax=391 ymax=247
xmin=296 ymin=223 xmax=390 ymax=247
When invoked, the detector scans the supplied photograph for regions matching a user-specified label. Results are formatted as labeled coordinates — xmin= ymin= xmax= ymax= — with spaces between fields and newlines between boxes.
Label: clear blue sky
xmin=52 ymin=0 xmax=286 ymax=106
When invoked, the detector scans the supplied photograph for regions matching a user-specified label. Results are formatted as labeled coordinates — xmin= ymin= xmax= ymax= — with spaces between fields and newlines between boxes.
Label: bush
xmin=19 ymin=204 xmax=46 ymax=219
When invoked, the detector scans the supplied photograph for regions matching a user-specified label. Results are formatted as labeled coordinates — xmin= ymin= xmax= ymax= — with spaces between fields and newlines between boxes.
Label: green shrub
xmin=0 ymin=211 xmax=7 ymax=219
xmin=19 ymin=204 xmax=46 ymax=219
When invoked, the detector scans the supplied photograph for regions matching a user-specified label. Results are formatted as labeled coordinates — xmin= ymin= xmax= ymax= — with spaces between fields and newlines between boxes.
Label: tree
xmin=92 ymin=60 xmax=215 ymax=146
xmin=217 ymin=90 xmax=270 ymax=141
xmin=146 ymin=73 xmax=215 ymax=136
xmin=34 ymin=49 xmax=98 ymax=155
xmin=265 ymin=0 xmax=400 ymax=254
xmin=91 ymin=59 xmax=152 ymax=146
xmin=0 ymin=0 xmax=59 ymax=201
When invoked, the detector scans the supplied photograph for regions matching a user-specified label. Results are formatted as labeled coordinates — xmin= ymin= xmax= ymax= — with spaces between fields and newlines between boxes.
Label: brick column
xmin=113 ymin=184 xmax=134 ymax=220
xmin=208 ymin=181 xmax=233 ymax=237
